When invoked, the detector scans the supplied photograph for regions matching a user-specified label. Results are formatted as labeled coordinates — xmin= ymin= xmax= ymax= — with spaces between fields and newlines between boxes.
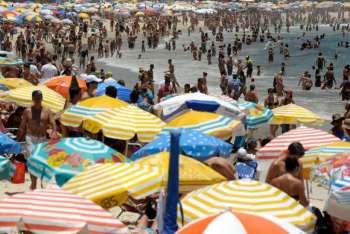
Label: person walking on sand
xmin=17 ymin=90 xmax=58 ymax=190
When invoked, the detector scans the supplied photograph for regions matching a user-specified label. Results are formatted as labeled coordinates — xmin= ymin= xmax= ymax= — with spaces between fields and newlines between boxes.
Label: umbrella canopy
xmin=43 ymin=76 xmax=87 ymax=98
xmin=1 ymin=85 xmax=66 ymax=113
xmin=302 ymin=142 xmax=350 ymax=169
xmin=153 ymin=93 xmax=242 ymax=120
xmin=0 ymin=78 xmax=32 ymax=89
xmin=24 ymin=14 xmax=42 ymax=22
xmin=0 ymin=57 xmax=23 ymax=67
xmin=165 ymin=110 xmax=242 ymax=140
xmin=136 ymin=152 xmax=226 ymax=192
xmin=177 ymin=210 xmax=305 ymax=234
xmin=78 ymin=12 xmax=89 ymax=18
xmin=256 ymin=127 xmax=341 ymax=159
xmin=0 ymin=132 xmax=21 ymax=154
xmin=0 ymin=156 xmax=15 ymax=180
xmin=178 ymin=180 xmax=316 ymax=232
xmin=271 ymin=104 xmax=324 ymax=125
xmin=61 ymin=18 xmax=73 ymax=24
xmin=313 ymin=154 xmax=350 ymax=187
xmin=96 ymin=80 xmax=141 ymax=103
xmin=132 ymin=129 xmax=233 ymax=161
xmin=63 ymin=163 xmax=162 ymax=209
xmin=332 ymin=177 xmax=350 ymax=191
xmin=60 ymin=95 xmax=128 ymax=127
xmin=0 ymin=189 xmax=128 ymax=234
xmin=238 ymin=101 xmax=273 ymax=128
xmin=83 ymin=105 xmax=166 ymax=142
xmin=27 ymin=137 xmax=129 ymax=186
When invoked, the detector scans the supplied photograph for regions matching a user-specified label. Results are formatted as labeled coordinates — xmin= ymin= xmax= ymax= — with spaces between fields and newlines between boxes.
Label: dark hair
xmin=117 ymin=80 xmax=125 ymax=86
xmin=32 ymin=90 xmax=42 ymax=98
xmin=285 ymin=157 xmax=300 ymax=172
xmin=250 ymin=84 xmax=255 ymax=90
xmin=288 ymin=142 xmax=305 ymax=157
xmin=268 ymin=88 xmax=274 ymax=94
xmin=105 ymin=86 xmax=117 ymax=98
xmin=130 ymin=89 xmax=139 ymax=104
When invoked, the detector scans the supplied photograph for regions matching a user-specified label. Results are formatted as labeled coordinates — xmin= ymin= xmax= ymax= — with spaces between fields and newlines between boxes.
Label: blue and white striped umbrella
xmin=96 ymin=80 xmax=141 ymax=103
xmin=332 ymin=177 xmax=350 ymax=191
xmin=238 ymin=101 xmax=273 ymax=128
xmin=0 ymin=156 xmax=15 ymax=180
xmin=0 ymin=133 xmax=21 ymax=155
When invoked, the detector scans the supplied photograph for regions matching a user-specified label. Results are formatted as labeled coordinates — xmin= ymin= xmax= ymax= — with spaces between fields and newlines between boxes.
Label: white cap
xmin=85 ymin=74 xmax=102 ymax=83
xmin=237 ymin=148 xmax=247 ymax=158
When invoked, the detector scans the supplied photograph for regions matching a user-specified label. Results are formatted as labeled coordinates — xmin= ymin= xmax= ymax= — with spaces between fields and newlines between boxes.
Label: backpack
xmin=311 ymin=207 xmax=335 ymax=234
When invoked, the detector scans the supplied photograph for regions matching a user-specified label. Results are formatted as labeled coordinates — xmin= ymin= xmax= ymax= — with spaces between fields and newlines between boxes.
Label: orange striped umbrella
xmin=44 ymin=76 xmax=87 ymax=98
xmin=177 ymin=210 xmax=304 ymax=234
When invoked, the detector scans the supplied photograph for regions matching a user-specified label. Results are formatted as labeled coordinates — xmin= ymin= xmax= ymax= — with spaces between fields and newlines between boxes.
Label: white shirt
xmin=41 ymin=63 xmax=58 ymax=80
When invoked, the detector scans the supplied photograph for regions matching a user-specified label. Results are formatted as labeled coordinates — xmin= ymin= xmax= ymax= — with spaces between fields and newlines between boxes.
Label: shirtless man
xmin=23 ymin=63 xmax=39 ymax=85
xmin=18 ymin=90 xmax=57 ymax=190
xmin=266 ymin=142 xmax=305 ymax=184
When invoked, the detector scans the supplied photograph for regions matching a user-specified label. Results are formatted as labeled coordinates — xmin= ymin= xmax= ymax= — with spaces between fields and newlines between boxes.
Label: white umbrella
xmin=61 ymin=18 xmax=73 ymax=24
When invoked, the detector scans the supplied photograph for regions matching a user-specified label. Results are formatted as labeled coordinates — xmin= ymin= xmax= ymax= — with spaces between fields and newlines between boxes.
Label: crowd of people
xmin=0 ymin=4 xmax=349 ymax=233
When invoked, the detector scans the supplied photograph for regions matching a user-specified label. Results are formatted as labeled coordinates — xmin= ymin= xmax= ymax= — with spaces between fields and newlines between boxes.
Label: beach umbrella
xmin=61 ymin=18 xmax=73 ymax=24
xmin=256 ymin=127 xmax=340 ymax=159
xmin=83 ymin=105 xmax=166 ymax=142
xmin=302 ymin=142 xmax=350 ymax=169
xmin=78 ymin=12 xmax=89 ymax=19
xmin=60 ymin=95 xmax=128 ymax=127
xmin=27 ymin=137 xmax=129 ymax=186
xmin=0 ymin=84 xmax=8 ymax=92
xmin=136 ymin=152 xmax=226 ymax=192
xmin=0 ymin=78 xmax=32 ymax=89
xmin=313 ymin=154 xmax=350 ymax=187
xmin=0 ymin=188 xmax=128 ymax=234
xmin=0 ymin=156 xmax=15 ymax=180
xmin=63 ymin=163 xmax=162 ymax=209
xmin=154 ymin=93 xmax=242 ymax=120
xmin=96 ymin=80 xmax=141 ymax=103
xmin=0 ymin=57 xmax=23 ymax=67
xmin=271 ymin=104 xmax=324 ymax=125
xmin=177 ymin=210 xmax=305 ymax=234
xmin=24 ymin=14 xmax=42 ymax=23
xmin=1 ymin=85 xmax=66 ymax=113
xmin=177 ymin=180 xmax=316 ymax=232
xmin=165 ymin=110 xmax=242 ymax=140
xmin=135 ymin=11 xmax=144 ymax=16
xmin=65 ymin=11 xmax=77 ymax=17
xmin=331 ymin=177 xmax=350 ymax=191
xmin=43 ymin=76 xmax=87 ymax=98
xmin=0 ymin=132 xmax=21 ymax=155
xmin=39 ymin=9 xmax=52 ymax=15
xmin=238 ymin=101 xmax=273 ymax=128
xmin=132 ymin=128 xmax=233 ymax=161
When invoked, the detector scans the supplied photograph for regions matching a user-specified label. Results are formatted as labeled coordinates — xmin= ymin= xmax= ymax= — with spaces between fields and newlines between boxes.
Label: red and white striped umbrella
xmin=0 ymin=189 xmax=128 ymax=234
xmin=257 ymin=127 xmax=341 ymax=159
xmin=177 ymin=210 xmax=304 ymax=234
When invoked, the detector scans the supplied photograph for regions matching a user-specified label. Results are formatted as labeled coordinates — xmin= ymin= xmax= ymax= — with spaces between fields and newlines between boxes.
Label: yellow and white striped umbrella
xmin=178 ymin=180 xmax=316 ymax=233
xmin=1 ymin=85 xmax=65 ymax=113
xmin=271 ymin=104 xmax=324 ymax=125
xmin=83 ymin=105 xmax=166 ymax=142
xmin=63 ymin=163 xmax=162 ymax=209
xmin=60 ymin=96 xmax=128 ymax=127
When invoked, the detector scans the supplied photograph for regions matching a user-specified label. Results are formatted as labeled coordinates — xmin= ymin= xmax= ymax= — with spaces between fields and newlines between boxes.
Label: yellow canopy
xmin=78 ymin=12 xmax=89 ymax=19
xmin=1 ymin=85 xmax=65 ymax=113
xmin=60 ymin=96 xmax=128 ymax=127
xmin=0 ymin=78 xmax=33 ymax=89
xmin=271 ymin=104 xmax=324 ymax=125
xmin=166 ymin=110 xmax=241 ymax=140
xmin=136 ymin=152 xmax=226 ymax=192
xmin=83 ymin=105 xmax=166 ymax=142
xmin=63 ymin=163 xmax=162 ymax=209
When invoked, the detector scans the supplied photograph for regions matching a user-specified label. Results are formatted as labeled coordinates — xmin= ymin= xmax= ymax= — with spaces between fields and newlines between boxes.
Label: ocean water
xmin=98 ymin=24 xmax=350 ymax=120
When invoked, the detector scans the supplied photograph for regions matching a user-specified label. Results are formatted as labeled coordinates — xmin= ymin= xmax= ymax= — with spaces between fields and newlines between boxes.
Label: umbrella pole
xmin=162 ymin=130 xmax=180 ymax=234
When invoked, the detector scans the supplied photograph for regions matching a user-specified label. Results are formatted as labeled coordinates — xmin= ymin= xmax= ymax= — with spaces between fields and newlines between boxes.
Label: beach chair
xmin=236 ymin=160 xmax=258 ymax=179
